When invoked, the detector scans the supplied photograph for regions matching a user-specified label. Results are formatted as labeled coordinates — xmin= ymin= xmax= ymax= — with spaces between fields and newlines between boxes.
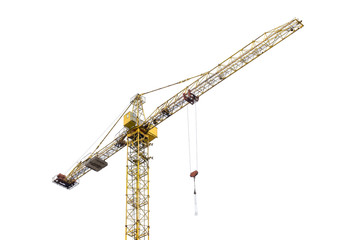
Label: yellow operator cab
xmin=124 ymin=111 xmax=157 ymax=142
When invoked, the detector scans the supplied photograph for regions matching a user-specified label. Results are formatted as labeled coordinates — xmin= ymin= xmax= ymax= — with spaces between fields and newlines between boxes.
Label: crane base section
xmin=52 ymin=174 xmax=79 ymax=190
xmin=85 ymin=157 xmax=108 ymax=172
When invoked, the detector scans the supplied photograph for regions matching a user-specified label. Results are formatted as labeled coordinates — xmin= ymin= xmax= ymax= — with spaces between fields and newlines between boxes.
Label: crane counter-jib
xmin=53 ymin=127 xmax=129 ymax=189
xmin=53 ymin=18 xmax=303 ymax=191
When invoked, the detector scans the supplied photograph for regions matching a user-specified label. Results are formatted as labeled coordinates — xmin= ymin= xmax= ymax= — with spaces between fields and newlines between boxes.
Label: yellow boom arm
xmin=53 ymin=18 xmax=303 ymax=189
xmin=142 ymin=18 xmax=303 ymax=130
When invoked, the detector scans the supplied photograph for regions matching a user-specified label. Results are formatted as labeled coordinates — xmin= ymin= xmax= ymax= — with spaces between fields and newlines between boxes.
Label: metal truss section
xmin=126 ymin=129 xmax=150 ymax=240
xmin=62 ymin=95 xmax=148 ymax=186
xmin=64 ymin=128 xmax=129 ymax=183
xmin=54 ymin=17 xmax=304 ymax=240
xmin=56 ymin=18 xmax=303 ymax=193
xmin=142 ymin=18 xmax=303 ymax=131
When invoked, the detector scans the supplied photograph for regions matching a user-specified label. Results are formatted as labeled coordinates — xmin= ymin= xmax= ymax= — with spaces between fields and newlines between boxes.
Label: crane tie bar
xmin=140 ymin=72 xmax=209 ymax=96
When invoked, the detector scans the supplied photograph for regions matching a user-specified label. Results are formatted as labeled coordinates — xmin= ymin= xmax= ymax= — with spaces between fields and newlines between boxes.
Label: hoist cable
xmin=195 ymin=103 xmax=199 ymax=171
xmin=194 ymin=103 xmax=199 ymax=216
xmin=194 ymin=186 xmax=198 ymax=216
xmin=187 ymin=105 xmax=192 ymax=172
xmin=187 ymin=104 xmax=200 ymax=216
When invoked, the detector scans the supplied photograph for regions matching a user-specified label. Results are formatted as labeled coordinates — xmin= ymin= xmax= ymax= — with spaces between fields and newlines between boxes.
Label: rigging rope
xmin=89 ymin=103 xmax=131 ymax=158
xmin=66 ymin=103 xmax=132 ymax=174
xmin=187 ymin=106 xmax=192 ymax=173
xmin=187 ymin=104 xmax=199 ymax=172
xmin=187 ymin=103 xmax=199 ymax=216
xmin=140 ymin=72 xmax=208 ymax=96
xmin=195 ymin=103 xmax=199 ymax=170
xmin=194 ymin=181 xmax=198 ymax=216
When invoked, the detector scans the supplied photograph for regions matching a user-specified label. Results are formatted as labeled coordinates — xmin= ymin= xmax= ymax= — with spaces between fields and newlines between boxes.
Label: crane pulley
xmin=53 ymin=18 xmax=303 ymax=240
xmin=184 ymin=90 xmax=199 ymax=105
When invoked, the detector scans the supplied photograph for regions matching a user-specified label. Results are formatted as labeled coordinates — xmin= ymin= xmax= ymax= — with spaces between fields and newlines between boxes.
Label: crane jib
xmin=142 ymin=18 xmax=303 ymax=131
xmin=53 ymin=18 xmax=303 ymax=190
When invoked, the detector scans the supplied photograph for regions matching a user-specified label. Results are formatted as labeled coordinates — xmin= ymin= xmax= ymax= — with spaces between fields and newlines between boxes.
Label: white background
xmin=1 ymin=0 xmax=359 ymax=240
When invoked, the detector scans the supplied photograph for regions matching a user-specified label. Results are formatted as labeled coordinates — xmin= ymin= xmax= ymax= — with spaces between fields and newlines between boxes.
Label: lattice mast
xmin=53 ymin=18 xmax=303 ymax=240
xmin=125 ymin=94 xmax=150 ymax=240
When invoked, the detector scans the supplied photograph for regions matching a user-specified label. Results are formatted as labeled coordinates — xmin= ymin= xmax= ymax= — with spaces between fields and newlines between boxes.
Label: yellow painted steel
xmin=148 ymin=126 xmax=157 ymax=142
xmin=124 ymin=112 xmax=137 ymax=129
xmin=141 ymin=18 xmax=304 ymax=131
xmin=55 ymin=18 xmax=303 ymax=240
xmin=61 ymin=18 xmax=303 ymax=185
xmin=125 ymin=95 xmax=150 ymax=240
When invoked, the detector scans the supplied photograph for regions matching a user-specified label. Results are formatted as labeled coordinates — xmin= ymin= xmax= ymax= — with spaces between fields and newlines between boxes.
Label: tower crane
xmin=53 ymin=18 xmax=303 ymax=240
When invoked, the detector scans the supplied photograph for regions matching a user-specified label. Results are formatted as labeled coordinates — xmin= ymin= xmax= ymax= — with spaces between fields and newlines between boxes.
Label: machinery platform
xmin=52 ymin=173 xmax=79 ymax=189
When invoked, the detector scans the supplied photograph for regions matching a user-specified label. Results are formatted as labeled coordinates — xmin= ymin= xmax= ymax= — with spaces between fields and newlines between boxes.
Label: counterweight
xmin=53 ymin=18 xmax=303 ymax=240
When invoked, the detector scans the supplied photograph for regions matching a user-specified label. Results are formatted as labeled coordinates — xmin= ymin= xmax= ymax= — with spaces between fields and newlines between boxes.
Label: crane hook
xmin=190 ymin=170 xmax=199 ymax=216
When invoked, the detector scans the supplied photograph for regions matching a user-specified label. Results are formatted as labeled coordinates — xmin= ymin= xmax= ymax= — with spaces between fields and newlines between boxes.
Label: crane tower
xmin=53 ymin=18 xmax=303 ymax=240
